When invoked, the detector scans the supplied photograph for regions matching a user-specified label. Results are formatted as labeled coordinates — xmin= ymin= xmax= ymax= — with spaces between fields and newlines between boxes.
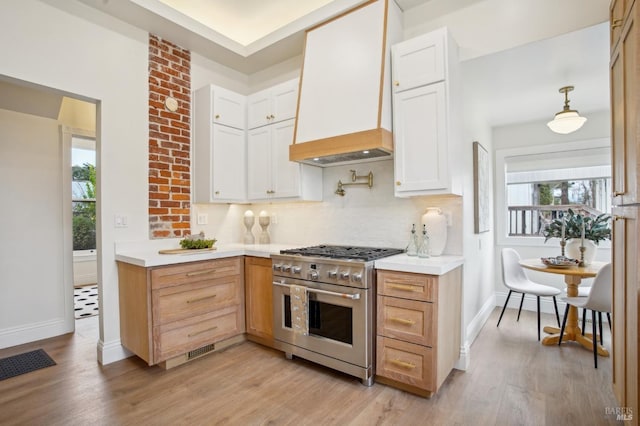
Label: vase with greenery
xmin=542 ymin=208 xmax=611 ymax=264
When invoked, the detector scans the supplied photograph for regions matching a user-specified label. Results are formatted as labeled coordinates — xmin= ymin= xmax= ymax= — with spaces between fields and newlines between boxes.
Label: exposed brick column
xmin=148 ymin=34 xmax=191 ymax=238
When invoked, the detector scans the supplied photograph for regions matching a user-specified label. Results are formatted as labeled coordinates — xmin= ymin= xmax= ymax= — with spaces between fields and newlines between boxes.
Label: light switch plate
xmin=197 ymin=214 xmax=208 ymax=225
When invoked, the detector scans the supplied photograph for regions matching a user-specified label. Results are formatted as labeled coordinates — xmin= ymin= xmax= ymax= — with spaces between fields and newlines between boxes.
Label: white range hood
xmin=290 ymin=0 xmax=402 ymax=166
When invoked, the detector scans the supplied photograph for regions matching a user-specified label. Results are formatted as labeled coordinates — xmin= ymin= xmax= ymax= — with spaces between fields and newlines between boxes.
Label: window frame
xmin=495 ymin=138 xmax=612 ymax=248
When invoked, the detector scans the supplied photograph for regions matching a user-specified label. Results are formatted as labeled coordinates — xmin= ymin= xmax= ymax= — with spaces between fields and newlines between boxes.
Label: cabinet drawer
xmin=153 ymin=305 xmax=243 ymax=363
xmin=377 ymin=270 xmax=435 ymax=301
xmin=376 ymin=336 xmax=433 ymax=391
xmin=377 ymin=295 xmax=433 ymax=346
xmin=150 ymin=257 xmax=242 ymax=290
xmin=152 ymin=275 xmax=241 ymax=325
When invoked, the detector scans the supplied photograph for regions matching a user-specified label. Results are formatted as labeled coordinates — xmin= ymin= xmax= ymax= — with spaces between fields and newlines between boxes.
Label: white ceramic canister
xmin=421 ymin=207 xmax=447 ymax=256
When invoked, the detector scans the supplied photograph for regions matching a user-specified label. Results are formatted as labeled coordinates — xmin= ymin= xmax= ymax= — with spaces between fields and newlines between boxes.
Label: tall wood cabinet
xmin=375 ymin=268 xmax=461 ymax=397
xmin=116 ymin=257 xmax=245 ymax=368
xmin=610 ymin=0 xmax=640 ymax=421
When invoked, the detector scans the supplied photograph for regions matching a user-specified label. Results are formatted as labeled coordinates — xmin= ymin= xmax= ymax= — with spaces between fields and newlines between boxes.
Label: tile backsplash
xmin=193 ymin=160 xmax=463 ymax=254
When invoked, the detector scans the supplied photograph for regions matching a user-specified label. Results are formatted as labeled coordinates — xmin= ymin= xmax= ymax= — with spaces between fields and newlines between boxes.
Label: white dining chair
xmin=558 ymin=263 xmax=612 ymax=368
xmin=497 ymin=248 xmax=562 ymax=341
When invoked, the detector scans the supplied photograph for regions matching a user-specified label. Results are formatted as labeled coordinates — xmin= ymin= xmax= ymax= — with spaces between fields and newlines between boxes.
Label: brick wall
xmin=148 ymin=34 xmax=191 ymax=238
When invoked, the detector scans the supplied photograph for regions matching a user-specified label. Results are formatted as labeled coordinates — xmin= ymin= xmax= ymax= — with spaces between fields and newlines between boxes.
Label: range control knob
xmin=352 ymin=273 xmax=362 ymax=282
xmin=327 ymin=270 xmax=338 ymax=279
xmin=273 ymin=263 xmax=283 ymax=272
xmin=291 ymin=266 xmax=302 ymax=275
xmin=282 ymin=264 xmax=291 ymax=272
xmin=339 ymin=271 xmax=350 ymax=280
xmin=309 ymin=270 xmax=319 ymax=280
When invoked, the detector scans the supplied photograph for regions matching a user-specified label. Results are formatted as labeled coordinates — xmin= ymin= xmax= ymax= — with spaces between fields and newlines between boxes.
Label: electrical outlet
xmin=271 ymin=214 xmax=278 ymax=224
xmin=197 ymin=214 xmax=208 ymax=225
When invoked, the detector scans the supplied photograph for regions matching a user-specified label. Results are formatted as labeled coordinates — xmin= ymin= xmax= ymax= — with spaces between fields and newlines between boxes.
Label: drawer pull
xmin=613 ymin=191 xmax=625 ymax=196
xmin=188 ymin=326 xmax=218 ymax=337
xmin=187 ymin=294 xmax=217 ymax=304
xmin=389 ymin=317 xmax=415 ymax=326
xmin=389 ymin=359 xmax=416 ymax=370
xmin=388 ymin=283 xmax=417 ymax=292
xmin=186 ymin=269 xmax=217 ymax=277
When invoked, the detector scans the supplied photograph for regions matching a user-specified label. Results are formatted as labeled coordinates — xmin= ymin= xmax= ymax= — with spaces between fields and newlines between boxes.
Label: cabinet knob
xmin=270 ymin=114 xmax=275 ymax=119
xmin=393 ymin=81 xmax=399 ymax=86
xmin=214 ymin=191 xmax=220 ymax=195
xmin=266 ymin=115 xmax=271 ymax=120
xmin=214 ymin=114 xmax=220 ymax=119
xmin=613 ymin=191 xmax=625 ymax=196
xmin=396 ymin=181 xmax=402 ymax=186
xmin=614 ymin=215 xmax=627 ymax=221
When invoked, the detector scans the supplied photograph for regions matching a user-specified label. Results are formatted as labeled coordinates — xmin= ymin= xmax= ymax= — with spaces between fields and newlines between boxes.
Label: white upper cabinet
xmin=247 ymin=119 xmax=322 ymax=201
xmin=212 ymin=86 xmax=246 ymax=130
xmin=392 ymin=30 xmax=445 ymax=93
xmin=194 ymin=85 xmax=247 ymax=203
xmin=247 ymin=78 xmax=298 ymax=129
xmin=392 ymin=28 xmax=462 ymax=197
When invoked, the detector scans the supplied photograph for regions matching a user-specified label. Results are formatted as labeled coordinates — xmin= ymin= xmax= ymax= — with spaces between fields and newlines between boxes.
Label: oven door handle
xmin=272 ymin=281 xmax=360 ymax=300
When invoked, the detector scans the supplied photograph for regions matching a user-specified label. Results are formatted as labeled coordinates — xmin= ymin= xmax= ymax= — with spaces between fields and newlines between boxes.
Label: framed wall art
xmin=473 ymin=141 xmax=490 ymax=233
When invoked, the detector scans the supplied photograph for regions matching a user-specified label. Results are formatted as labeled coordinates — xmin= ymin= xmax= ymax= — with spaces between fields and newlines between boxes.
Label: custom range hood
xmin=290 ymin=0 xmax=401 ymax=167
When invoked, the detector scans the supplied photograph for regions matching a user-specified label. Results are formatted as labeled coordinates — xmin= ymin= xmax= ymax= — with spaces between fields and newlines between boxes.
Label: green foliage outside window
xmin=73 ymin=163 xmax=96 ymax=251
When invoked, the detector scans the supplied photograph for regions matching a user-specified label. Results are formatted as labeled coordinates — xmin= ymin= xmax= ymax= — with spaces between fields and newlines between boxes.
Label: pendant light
xmin=547 ymin=86 xmax=587 ymax=134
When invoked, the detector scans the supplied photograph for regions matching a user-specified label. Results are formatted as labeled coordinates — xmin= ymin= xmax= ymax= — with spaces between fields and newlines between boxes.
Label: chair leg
xmin=537 ymin=296 xmax=541 ymax=341
xmin=592 ymin=310 xmax=598 ymax=369
xmin=552 ymin=296 xmax=560 ymax=327
xmin=559 ymin=304 xmax=569 ymax=346
xmin=517 ymin=293 xmax=525 ymax=322
xmin=497 ymin=290 xmax=513 ymax=327
xmin=581 ymin=308 xmax=586 ymax=335
xmin=607 ymin=313 xmax=612 ymax=332
xmin=598 ymin=311 xmax=604 ymax=345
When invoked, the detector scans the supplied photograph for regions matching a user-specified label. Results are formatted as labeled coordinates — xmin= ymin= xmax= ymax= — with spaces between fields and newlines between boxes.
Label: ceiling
xmin=75 ymin=0 xmax=444 ymax=73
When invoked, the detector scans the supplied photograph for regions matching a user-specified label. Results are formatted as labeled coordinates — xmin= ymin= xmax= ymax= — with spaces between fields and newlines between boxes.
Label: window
xmin=72 ymin=136 xmax=96 ymax=251
xmin=496 ymin=139 xmax=611 ymax=245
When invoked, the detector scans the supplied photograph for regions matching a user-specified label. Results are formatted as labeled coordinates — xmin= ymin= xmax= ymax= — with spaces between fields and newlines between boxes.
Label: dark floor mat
xmin=0 ymin=349 xmax=56 ymax=381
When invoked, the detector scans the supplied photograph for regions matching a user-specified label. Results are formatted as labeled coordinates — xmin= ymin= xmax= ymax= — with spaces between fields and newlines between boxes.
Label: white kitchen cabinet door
xmin=247 ymin=119 xmax=322 ymax=201
xmin=247 ymin=79 xmax=298 ymax=129
xmin=212 ymin=86 xmax=246 ymax=130
xmin=393 ymin=83 xmax=449 ymax=195
xmin=247 ymin=126 xmax=271 ymax=199
xmin=392 ymin=29 xmax=445 ymax=93
xmin=211 ymin=124 xmax=246 ymax=202
xmin=270 ymin=120 xmax=301 ymax=198
xmin=194 ymin=85 xmax=247 ymax=203
xmin=270 ymin=79 xmax=298 ymax=124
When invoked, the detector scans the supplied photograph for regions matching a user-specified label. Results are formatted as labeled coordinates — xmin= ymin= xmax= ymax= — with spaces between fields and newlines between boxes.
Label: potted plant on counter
xmin=542 ymin=208 xmax=611 ymax=265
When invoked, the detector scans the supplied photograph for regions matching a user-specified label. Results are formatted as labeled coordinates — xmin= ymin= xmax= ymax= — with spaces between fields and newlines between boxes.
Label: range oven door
xmin=272 ymin=277 xmax=371 ymax=368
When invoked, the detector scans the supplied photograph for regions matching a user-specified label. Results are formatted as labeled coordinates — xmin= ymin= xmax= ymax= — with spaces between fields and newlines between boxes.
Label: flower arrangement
xmin=542 ymin=208 xmax=611 ymax=245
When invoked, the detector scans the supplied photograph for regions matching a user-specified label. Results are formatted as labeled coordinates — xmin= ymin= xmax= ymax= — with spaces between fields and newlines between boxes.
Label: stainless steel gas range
xmin=271 ymin=245 xmax=404 ymax=386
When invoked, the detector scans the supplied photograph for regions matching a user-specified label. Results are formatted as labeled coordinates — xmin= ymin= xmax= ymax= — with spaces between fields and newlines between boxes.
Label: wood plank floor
xmin=0 ymin=308 xmax=624 ymax=425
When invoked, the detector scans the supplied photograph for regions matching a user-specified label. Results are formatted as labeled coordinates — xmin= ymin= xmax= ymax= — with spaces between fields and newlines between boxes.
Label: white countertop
xmin=115 ymin=243 xmax=295 ymax=267
xmin=374 ymin=254 xmax=464 ymax=275
xmin=115 ymin=241 xmax=464 ymax=275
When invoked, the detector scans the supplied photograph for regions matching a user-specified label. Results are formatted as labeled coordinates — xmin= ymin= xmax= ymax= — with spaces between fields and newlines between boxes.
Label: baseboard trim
xmin=97 ymin=339 xmax=133 ymax=365
xmin=455 ymin=293 xmax=496 ymax=371
xmin=0 ymin=318 xmax=72 ymax=349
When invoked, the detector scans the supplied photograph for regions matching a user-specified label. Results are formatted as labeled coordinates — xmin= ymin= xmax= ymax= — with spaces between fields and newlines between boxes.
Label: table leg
xmin=541 ymin=275 xmax=609 ymax=357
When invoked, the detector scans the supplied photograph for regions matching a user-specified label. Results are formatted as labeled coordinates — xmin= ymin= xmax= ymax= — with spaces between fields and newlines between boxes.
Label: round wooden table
xmin=519 ymin=259 xmax=609 ymax=357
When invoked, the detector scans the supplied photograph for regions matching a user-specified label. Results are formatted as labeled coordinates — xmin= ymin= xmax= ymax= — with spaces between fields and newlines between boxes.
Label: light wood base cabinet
xmin=244 ymin=256 xmax=275 ymax=347
xmin=117 ymin=257 xmax=245 ymax=367
xmin=375 ymin=268 xmax=461 ymax=397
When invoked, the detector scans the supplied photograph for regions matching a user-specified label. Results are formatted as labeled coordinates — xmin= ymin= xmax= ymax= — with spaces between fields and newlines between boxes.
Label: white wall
xmin=0 ymin=0 xmax=150 ymax=362
xmin=0 ymin=109 xmax=72 ymax=347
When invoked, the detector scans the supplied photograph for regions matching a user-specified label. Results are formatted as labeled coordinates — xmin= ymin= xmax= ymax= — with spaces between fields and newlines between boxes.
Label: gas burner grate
xmin=280 ymin=245 xmax=404 ymax=261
